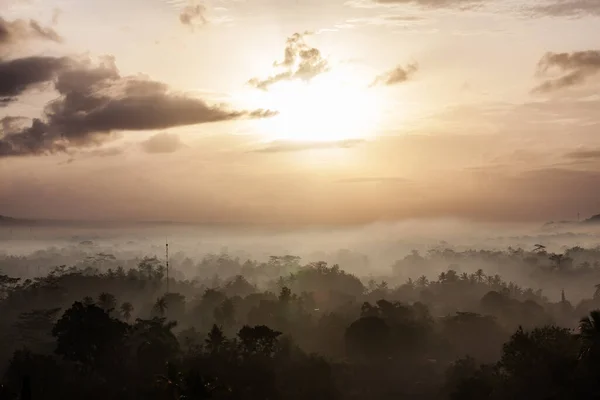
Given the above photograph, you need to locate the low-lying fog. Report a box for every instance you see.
[2,218,600,301]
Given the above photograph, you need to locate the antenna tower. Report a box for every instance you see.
[165,239,169,294]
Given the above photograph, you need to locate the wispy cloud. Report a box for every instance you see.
[336,176,413,183]
[565,149,600,160]
[253,139,364,153]
[140,132,185,154]
[0,16,62,56]
[371,63,418,86]
[532,51,600,93]
[528,0,600,17]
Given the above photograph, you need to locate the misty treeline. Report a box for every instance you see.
[3,245,600,398]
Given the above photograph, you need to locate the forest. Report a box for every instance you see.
[2,242,600,399]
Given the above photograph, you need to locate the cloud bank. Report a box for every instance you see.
[0,55,277,157]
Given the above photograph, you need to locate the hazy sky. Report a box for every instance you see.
[1,0,600,225]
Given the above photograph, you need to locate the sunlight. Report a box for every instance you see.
[241,71,382,143]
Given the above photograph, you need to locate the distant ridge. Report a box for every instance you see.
[542,214,600,229]
[0,214,168,228]
[583,214,600,224]
[0,215,36,226]
[0,214,217,228]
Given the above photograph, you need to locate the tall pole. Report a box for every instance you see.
[165,240,169,294]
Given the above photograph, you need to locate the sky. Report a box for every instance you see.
[1,0,600,226]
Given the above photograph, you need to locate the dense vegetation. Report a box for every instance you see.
[2,243,600,399]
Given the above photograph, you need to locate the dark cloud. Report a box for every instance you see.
[371,63,418,86]
[371,0,483,9]
[253,139,364,153]
[529,0,600,17]
[248,32,329,90]
[0,16,62,52]
[0,56,277,157]
[532,51,600,93]
[140,132,184,154]
[179,2,207,27]
[0,56,71,104]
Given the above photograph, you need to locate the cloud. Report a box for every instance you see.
[248,32,329,90]
[355,0,483,9]
[179,1,207,27]
[58,146,127,164]
[532,51,600,93]
[0,56,71,104]
[0,16,62,54]
[0,116,28,132]
[371,63,418,86]
[529,0,600,17]
[336,176,413,183]
[140,132,184,154]
[253,139,364,153]
[0,56,277,157]
[565,149,600,160]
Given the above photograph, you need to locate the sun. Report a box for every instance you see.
[240,70,382,143]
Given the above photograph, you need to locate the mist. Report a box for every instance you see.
[4,217,600,399]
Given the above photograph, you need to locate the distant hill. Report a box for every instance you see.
[583,214,600,224]
[542,214,600,230]
[0,214,199,228]
[0,215,37,226]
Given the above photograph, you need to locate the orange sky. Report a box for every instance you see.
[1,0,600,224]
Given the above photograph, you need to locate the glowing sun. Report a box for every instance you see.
[242,72,382,143]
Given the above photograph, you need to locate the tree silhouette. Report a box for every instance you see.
[205,324,227,353]
[345,316,390,361]
[579,310,600,357]
[52,302,128,374]
[97,292,117,314]
[120,302,134,322]
[153,296,168,317]
[237,325,282,356]
[474,269,485,283]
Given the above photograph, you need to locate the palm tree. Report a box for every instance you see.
[474,269,485,283]
[579,310,600,357]
[97,292,117,314]
[153,296,168,317]
[120,302,134,322]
